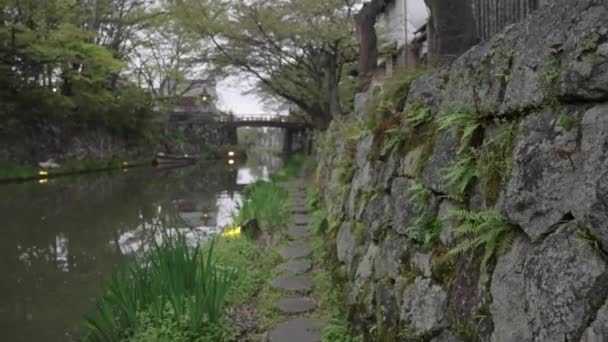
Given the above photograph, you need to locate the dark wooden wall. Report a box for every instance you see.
[471,0,541,42]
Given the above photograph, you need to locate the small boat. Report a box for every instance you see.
[153,153,199,165]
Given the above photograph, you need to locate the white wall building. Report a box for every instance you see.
[374,0,429,74]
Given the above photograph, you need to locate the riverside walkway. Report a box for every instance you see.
[267,179,322,342]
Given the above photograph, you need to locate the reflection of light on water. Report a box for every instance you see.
[216,191,242,228]
[236,168,255,185]
[55,233,69,272]
[38,178,48,184]
[237,167,270,185]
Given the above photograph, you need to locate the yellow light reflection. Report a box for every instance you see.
[38,170,49,176]
[38,178,48,184]
[228,159,235,165]
[227,151,235,157]
[222,226,242,239]
[122,161,129,166]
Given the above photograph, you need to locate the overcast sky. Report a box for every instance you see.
[217,75,264,115]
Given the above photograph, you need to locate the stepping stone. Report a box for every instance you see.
[293,214,309,226]
[279,243,311,259]
[292,206,308,214]
[268,318,322,342]
[271,275,314,293]
[286,226,311,239]
[276,259,312,274]
[275,297,316,314]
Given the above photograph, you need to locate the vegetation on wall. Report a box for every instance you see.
[446,209,515,268]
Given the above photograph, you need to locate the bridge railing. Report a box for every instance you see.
[168,111,309,125]
[217,114,307,124]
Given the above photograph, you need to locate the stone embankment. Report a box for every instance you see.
[315,0,608,340]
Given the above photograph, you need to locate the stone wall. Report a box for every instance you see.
[0,123,156,165]
[315,0,608,340]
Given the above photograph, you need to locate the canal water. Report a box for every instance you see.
[0,150,284,341]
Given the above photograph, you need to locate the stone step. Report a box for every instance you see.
[270,275,314,293]
[268,318,322,342]
[291,207,309,214]
[276,259,312,275]
[279,242,312,259]
[293,214,309,226]
[275,297,316,314]
[286,226,312,240]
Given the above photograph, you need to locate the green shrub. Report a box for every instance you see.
[236,181,290,231]
[83,236,236,342]
[446,210,515,268]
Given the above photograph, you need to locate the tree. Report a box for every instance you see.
[172,0,360,129]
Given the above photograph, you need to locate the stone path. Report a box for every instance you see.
[267,179,322,342]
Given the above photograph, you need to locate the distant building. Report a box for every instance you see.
[375,0,428,73]
[173,80,218,115]
[359,0,551,82]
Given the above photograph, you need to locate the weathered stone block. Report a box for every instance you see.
[400,277,449,337]
[524,226,608,341]
[490,235,533,342]
[390,177,419,234]
[374,232,410,280]
[421,130,458,195]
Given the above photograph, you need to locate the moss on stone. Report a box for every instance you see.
[431,248,457,286]
[353,220,367,245]
[558,113,577,131]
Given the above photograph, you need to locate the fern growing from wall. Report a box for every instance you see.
[442,149,479,199]
[446,209,515,268]
[436,110,481,153]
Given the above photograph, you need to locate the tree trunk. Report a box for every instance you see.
[355,0,385,91]
[325,52,342,118]
[425,0,478,65]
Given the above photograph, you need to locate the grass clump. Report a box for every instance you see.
[446,210,515,268]
[366,68,427,130]
[558,114,577,131]
[0,163,38,180]
[313,256,362,342]
[271,154,305,182]
[236,180,290,232]
[83,236,236,342]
